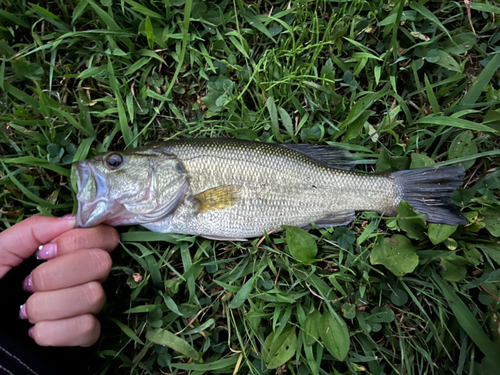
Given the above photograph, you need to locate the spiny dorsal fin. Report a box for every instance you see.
[281,144,355,170]
[195,185,241,214]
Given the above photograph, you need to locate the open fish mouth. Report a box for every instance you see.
[74,161,115,228]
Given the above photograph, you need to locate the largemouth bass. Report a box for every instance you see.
[73,138,466,240]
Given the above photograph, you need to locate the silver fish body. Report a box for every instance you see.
[74,139,465,240]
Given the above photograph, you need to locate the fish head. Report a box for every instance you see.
[73,148,188,228]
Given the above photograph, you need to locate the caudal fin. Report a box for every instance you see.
[391,166,466,225]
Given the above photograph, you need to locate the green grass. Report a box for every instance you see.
[1,0,500,374]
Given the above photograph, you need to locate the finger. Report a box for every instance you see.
[35,225,120,260]
[29,249,112,292]
[31,314,101,347]
[22,281,106,323]
[0,215,76,278]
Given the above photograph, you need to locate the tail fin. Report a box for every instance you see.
[391,166,466,225]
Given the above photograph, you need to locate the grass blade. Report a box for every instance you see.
[71,0,88,24]
[414,116,495,132]
[433,149,500,167]
[469,2,500,14]
[108,59,132,144]
[110,317,145,345]
[432,272,500,368]
[267,97,281,141]
[86,0,120,30]
[459,53,500,107]
[29,3,71,31]
[0,60,5,91]
[228,276,254,309]
[0,162,56,208]
[424,74,440,114]
[4,83,39,111]
[146,328,202,363]
[0,9,30,28]
[409,2,452,42]
[2,157,70,177]
[244,13,276,41]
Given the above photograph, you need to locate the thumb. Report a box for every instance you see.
[0,215,76,279]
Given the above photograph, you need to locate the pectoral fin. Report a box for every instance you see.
[301,210,356,229]
[195,185,241,214]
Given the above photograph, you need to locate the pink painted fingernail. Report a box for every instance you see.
[19,304,28,320]
[59,214,76,220]
[35,243,57,260]
[28,327,34,339]
[22,273,35,293]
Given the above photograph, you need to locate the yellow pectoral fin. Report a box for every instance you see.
[195,185,241,214]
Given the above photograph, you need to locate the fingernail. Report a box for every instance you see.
[28,327,34,340]
[22,273,35,293]
[35,243,57,260]
[59,214,76,220]
[19,304,28,320]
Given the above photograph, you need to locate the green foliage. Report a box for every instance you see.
[263,327,297,369]
[283,225,318,264]
[448,131,478,170]
[397,201,426,240]
[146,328,203,363]
[428,223,458,245]
[1,0,500,374]
[370,235,419,277]
[482,208,500,237]
[320,309,350,361]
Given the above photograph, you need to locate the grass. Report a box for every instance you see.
[1,0,500,374]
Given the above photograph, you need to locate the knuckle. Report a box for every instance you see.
[60,230,83,249]
[32,267,48,291]
[106,226,120,249]
[87,249,113,278]
[24,215,45,227]
[82,282,106,311]
[24,216,38,226]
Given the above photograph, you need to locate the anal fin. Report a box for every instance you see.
[195,185,241,214]
[301,210,356,229]
[201,234,249,242]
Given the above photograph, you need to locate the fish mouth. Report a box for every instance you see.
[74,160,114,228]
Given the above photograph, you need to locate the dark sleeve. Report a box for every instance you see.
[0,258,93,375]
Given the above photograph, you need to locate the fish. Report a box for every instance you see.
[73,138,466,241]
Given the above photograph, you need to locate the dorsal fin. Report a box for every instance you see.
[282,144,355,170]
[194,185,241,214]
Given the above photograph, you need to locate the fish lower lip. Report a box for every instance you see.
[74,162,87,193]
[73,162,87,227]
[74,161,106,227]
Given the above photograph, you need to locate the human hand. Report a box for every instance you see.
[0,215,119,346]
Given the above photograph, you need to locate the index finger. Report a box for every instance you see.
[0,215,76,278]
[47,225,120,257]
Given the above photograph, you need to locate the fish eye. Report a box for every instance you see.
[106,153,124,170]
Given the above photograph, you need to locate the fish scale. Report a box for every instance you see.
[151,139,397,239]
[74,138,466,239]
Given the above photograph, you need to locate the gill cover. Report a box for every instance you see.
[74,148,189,228]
